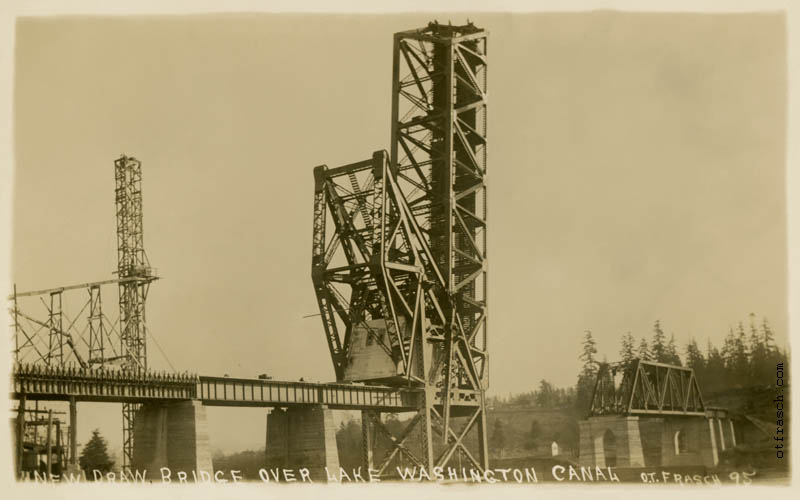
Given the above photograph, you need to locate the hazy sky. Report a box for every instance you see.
[10,12,787,452]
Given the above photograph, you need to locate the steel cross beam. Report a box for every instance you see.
[10,279,132,369]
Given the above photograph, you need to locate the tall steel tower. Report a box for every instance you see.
[114,155,157,471]
[312,22,488,473]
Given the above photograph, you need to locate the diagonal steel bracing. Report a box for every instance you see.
[114,155,158,472]
[590,359,706,416]
[311,22,489,476]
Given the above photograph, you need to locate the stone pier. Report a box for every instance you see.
[131,400,213,478]
[265,405,339,481]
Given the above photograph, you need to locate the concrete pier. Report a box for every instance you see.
[579,415,645,467]
[265,405,339,481]
[579,413,729,468]
[131,400,213,478]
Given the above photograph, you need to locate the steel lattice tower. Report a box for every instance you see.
[114,155,156,472]
[311,22,488,474]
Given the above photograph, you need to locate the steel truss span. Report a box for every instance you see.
[311,22,489,475]
[590,359,706,417]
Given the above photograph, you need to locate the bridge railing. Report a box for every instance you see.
[12,363,197,401]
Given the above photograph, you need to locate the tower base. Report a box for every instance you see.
[131,400,213,479]
[265,405,339,482]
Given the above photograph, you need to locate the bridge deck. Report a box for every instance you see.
[197,376,421,410]
[11,365,422,411]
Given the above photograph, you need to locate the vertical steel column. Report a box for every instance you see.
[88,285,104,365]
[45,409,52,477]
[421,390,435,469]
[69,397,77,466]
[389,22,489,473]
[48,291,63,366]
[115,155,152,372]
[33,401,38,449]
[115,154,156,472]
[476,398,489,470]
[13,284,19,361]
[361,410,374,470]
[55,420,62,471]
[309,22,489,476]
[15,396,26,478]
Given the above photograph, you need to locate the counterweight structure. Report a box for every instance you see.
[114,155,157,471]
[312,22,489,474]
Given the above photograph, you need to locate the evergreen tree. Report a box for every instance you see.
[619,332,636,364]
[733,322,750,385]
[761,317,775,352]
[336,418,364,470]
[685,338,705,374]
[704,340,726,394]
[761,317,786,383]
[79,429,115,480]
[748,313,768,383]
[638,338,652,361]
[524,420,542,450]
[492,419,507,458]
[576,331,599,413]
[579,330,597,368]
[651,320,667,362]
[665,334,682,365]
[721,327,736,369]
[536,379,555,408]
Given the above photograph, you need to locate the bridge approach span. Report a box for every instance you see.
[11,364,422,411]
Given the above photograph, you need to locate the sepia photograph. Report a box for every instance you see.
[1,0,796,495]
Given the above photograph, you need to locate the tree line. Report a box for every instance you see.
[486,313,787,415]
[487,379,576,409]
[576,314,787,410]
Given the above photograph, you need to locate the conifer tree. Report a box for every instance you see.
[651,320,667,363]
[705,339,726,394]
[580,330,597,369]
[761,317,775,352]
[733,322,749,384]
[722,327,736,369]
[638,338,652,361]
[665,333,682,365]
[79,429,115,479]
[748,313,768,382]
[619,332,636,364]
[685,338,705,379]
[492,419,507,458]
[576,331,599,413]
[525,420,542,450]
[537,379,556,408]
